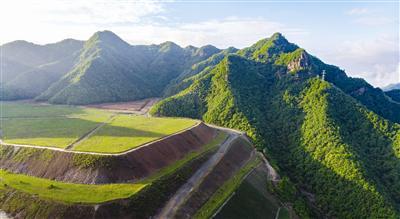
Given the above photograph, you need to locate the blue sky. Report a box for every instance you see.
[0,0,398,87]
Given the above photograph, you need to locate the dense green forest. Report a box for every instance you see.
[151,33,400,218]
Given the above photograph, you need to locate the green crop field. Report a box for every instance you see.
[0,102,82,118]
[0,102,114,148]
[0,102,197,152]
[72,114,197,153]
[0,170,146,204]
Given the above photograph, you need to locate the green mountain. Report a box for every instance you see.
[1,31,222,104]
[36,31,156,104]
[151,33,400,218]
[161,33,400,123]
[0,39,84,99]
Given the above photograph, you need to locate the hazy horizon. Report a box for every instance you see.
[0,0,398,87]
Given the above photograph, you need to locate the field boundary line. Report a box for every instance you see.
[0,121,203,156]
[65,114,117,150]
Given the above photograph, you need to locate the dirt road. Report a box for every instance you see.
[155,129,241,219]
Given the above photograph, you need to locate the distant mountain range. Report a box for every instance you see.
[1,31,231,104]
[383,83,400,91]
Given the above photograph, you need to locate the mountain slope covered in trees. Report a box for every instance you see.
[151,33,400,218]
[1,31,222,104]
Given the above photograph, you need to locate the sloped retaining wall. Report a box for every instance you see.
[0,123,217,184]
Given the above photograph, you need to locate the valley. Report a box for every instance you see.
[0,30,399,218]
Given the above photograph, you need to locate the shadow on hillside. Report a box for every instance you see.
[326,92,400,206]
[231,76,398,217]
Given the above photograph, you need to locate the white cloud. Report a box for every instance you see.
[318,35,399,87]
[346,7,395,26]
[0,0,165,43]
[347,8,370,15]
[113,17,307,48]
[354,16,394,26]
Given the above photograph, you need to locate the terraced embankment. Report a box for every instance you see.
[0,123,216,184]
[0,121,278,219]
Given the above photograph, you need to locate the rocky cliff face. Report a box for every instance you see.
[287,50,310,72]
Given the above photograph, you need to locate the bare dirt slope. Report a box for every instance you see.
[85,98,160,114]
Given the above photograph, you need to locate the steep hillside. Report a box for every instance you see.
[36,31,155,104]
[163,47,238,97]
[35,31,221,104]
[151,33,400,218]
[162,33,400,123]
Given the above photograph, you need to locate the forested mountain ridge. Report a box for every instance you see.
[1,31,222,104]
[160,32,400,123]
[151,33,400,218]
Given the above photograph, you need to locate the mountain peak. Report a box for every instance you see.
[91,30,126,44]
[270,32,285,39]
[85,30,130,52]
[159,41,182,52]
[269,32,290,46]
[240,32,297,61]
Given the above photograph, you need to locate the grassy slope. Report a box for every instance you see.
[73,115,197,153]
[214,180,278,219]
[0,131,228,205]
[194,156,262,219]
[0,170,145,204]
[142,131,227,183]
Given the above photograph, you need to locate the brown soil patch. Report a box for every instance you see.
[0,123,217,184]
[85,98,160,113]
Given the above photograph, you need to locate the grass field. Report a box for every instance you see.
[72,114,197,153]
[0,102,114,148]
[0,102,197,152]
[0,102,81,118]
[0,170,146,204]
